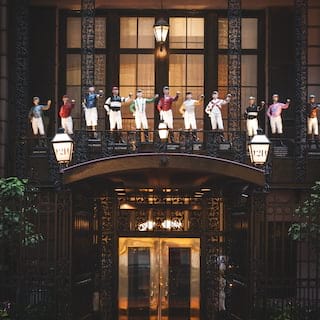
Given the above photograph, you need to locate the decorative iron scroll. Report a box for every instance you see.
[295,0,308,182]
[249,191,267,318]
[81,0,95,128]
[98,196,115,319]
[15,0,30,177]
[55,190,72,319]
[228,0,243,161]
[204,197,225,318]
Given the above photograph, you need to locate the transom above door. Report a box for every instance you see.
[118,237,200,320]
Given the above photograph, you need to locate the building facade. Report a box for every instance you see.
[0,0,320,319]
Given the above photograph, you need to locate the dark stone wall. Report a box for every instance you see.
[30,6,56,137]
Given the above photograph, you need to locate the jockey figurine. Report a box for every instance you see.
[205,91,231,130]
[179,91,204,141]
[306,94,320,148]
[157,86,180,143]
[266,93,290,145]
[59,95,75,135]
[244,96,265,137]
[104,86,132,143]
[28,96,51,138]
[82,86,103,136]
[130,89,159,142]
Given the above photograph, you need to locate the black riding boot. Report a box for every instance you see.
[307,134,313,149]
[118,131,125,144]
[315,135,320,149]
[169,130,175,143]
[192,130,198,142]
[144,130,149,142]
[135,129,141,143]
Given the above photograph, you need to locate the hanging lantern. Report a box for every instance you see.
[248,130,271,165]
[153,17,169,44]
[51,128,74,165]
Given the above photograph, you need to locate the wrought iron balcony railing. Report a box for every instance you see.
[22,129,298,168]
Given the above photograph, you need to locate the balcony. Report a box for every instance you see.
[23,129,302,167]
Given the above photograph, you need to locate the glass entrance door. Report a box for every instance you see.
[119,238,200,320]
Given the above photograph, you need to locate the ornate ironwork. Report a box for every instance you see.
[14,0,30,177]
[295,0,308,182]
[204,197,225,317]
[54,190,72,319]
[98,196,115,319]
[228,0,243,162]
[81,0,95,128]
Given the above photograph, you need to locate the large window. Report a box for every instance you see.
[218,17,259,131]
[62,13,263,134]
[119,17,156,131]
[169,17,205,131]
[65,17,107,130]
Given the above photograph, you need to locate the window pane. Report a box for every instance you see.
[308,9,320,26]
[137,54,155,86]
[66,86,81,117]
[187,55,204,86]
[169,18,186,49]
[95,17,106,48]
[169,54,186,86]
[120,17,137,48]
[66,54,81,85]
[187,18,204,49]
[308,86,320,98]
[67,17,81,48]
[218,55,228,87]
[308,66,320,84]
[241,18,258,49]
[120,55,137,86]
[138,17,155,48]
[218,18,228,49]
[308,47,320,65]
[95,55,106,86]
[241,55,257,86]
[308,27,320,46]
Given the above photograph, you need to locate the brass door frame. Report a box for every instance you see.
[118,237,200,320]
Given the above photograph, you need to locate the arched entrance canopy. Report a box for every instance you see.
[62,153,265,188]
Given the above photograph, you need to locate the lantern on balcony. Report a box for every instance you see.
[153,18,169,44]
[158,120,169,140]
[51,128,74,165]
[248,130,271,165]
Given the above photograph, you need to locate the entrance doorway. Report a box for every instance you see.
[118,237,200,320]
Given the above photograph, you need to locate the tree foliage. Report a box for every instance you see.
[288,181,320,248]
[0,177,43,247]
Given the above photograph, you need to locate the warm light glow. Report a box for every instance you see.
[138,220,155,231]
[161,219,183,230]
[120,202,136,210]
[248,131,271,165]
[51,129,74,164]
[153,18,169,43]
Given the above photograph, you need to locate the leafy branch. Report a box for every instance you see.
[0,177,43,247]
[288,181,320,249]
